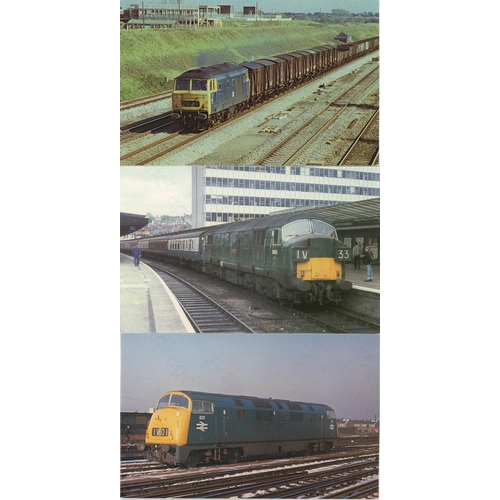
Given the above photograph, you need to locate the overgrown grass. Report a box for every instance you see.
[120,22,379,101]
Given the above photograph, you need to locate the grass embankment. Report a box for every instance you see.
[120,23,379,101]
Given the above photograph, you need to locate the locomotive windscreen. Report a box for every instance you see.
[175,79,190,90]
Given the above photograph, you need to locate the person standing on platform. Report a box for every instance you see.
[353,242,362,270]
[362,246,375,282]
[132,244,142,266]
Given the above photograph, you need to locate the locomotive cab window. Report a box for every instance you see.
[192,79,207,91]
[282,219,311,240]
[192,400,214,413]
[312,220,336,238]
[157,395,171,408]
[272,229,281,245]
[169,394,189,409]
[175,79,190,90]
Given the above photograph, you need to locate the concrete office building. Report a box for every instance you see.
[192,166,380,227]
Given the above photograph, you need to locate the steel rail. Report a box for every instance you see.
[252,67,379,166]
[337,108,380,165]
[148,264,258,333]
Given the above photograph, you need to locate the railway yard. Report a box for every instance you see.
[142,258,380,334]
[120,444,379,498]
[120,52,379,167]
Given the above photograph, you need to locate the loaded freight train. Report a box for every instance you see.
[120,213,352,306]
[143,390,338,467]
[171,36,379,129]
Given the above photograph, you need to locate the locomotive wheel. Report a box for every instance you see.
[185,451,199,468]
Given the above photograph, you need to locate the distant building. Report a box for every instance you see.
[335,32,351,43]
[121,4,221,29]
[219,4,234,15]
[338,418,379,434]
[191,166,380,228]
[352,419,379,434]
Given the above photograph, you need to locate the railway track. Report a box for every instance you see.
[120,113,176,144]
[142,259,379,333]
[120,91,172,112]
[119,53,379,166]
[149,264,259,333]
[338,109,379,166]
[253,67,379,166]
[120,130,191,164]
[120,451,379,498]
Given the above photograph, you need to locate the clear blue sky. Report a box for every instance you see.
[121,333,380,420]
[120,1,379,14]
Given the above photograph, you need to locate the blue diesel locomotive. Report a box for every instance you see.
[171,36,379,129]
[171,63,250,129]
[144,390,338,466]
[120,213,352,305]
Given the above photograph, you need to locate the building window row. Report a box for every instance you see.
[205,178,380,192]
[206,212,268,223]
[205,166,379,180]
[206,189,379,207]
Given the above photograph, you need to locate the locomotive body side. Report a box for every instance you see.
[145,390,338,467]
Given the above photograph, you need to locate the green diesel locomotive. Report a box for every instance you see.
[120,213,352,305]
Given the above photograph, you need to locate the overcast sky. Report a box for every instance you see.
[120,1,379,14]
[121,166,192,216]
[121,333,380,420]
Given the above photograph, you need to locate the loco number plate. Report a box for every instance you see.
[152,428,168,436]
[334,248,351,261]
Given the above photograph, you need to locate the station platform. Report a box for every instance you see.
[347,266,380,291]
[120,254,195,333]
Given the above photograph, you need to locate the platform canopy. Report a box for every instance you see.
[270,197,380,229]
[120,212,149,237]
